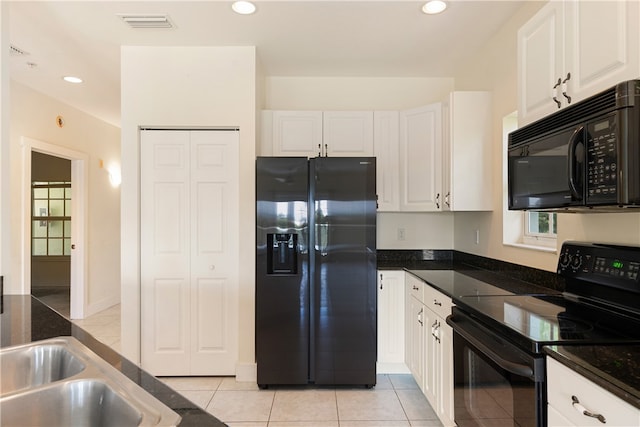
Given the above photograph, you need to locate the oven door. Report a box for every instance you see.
[447,309,546,427]
[508,125,585,210]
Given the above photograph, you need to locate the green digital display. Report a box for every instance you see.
[612,260,624,269]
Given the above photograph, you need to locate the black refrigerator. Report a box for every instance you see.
[255,156,377,388]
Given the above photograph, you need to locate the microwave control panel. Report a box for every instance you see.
[586,114,618,203]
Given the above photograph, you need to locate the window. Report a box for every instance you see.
[523,212,557,247]
[32,181,72,256]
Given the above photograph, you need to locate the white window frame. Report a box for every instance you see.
[522,211,557,248]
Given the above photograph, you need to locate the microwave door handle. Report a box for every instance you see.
[568,126,584,201]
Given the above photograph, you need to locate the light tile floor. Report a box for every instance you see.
[159,374,443,427]
[34,291,442,427]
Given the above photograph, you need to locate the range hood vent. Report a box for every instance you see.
[9,44,29,56]
[118,14,174,29]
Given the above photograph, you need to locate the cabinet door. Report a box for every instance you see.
[374,111,400,211]
[565,0,640,104]
[517,1,565,125]
[399,104,442,211]
[442,92,492,211]
[323,111,374,156]
[407,297,426,390]
[438,321,455,427]
[272,111,323,157]
[377,270,408,373]
[423,308,438,408]
[547,357,640,427]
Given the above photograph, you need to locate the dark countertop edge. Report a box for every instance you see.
[0,295,227,427]
[545,345,640,409]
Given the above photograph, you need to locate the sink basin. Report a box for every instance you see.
[0,337,181,426]
[0,343,85,394]
[1,379,143,427]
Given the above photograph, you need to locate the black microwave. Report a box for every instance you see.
[508,80,640,211]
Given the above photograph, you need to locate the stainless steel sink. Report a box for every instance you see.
[0,342,86,393]
[1,379,143,427]
[0,337,181,426]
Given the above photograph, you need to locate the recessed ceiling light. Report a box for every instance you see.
[63,76,83,84]
[422,0,447,15]
[232,1,256,15]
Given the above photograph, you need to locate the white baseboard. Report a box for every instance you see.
[84,295,120,318]
[236,362,257,382]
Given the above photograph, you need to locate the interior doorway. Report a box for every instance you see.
[22,137,88,319]
[30,151,72,316]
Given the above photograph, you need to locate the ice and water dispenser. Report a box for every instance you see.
[266,233,298,274]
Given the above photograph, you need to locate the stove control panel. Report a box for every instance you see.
[558,242,640,285]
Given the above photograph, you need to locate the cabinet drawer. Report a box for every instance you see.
[405,273,424,304]
[423,283,453,319]
[547,357,640,427]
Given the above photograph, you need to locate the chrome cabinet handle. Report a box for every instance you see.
[562,72,572,104]
[444,191,450,207]
[379,273,383,290]
[552,77,562,108]
[412,285,419,291]
[433,299,442,307]
[436,193,440,209]
[417,308,423,326]
[571,395,606,424]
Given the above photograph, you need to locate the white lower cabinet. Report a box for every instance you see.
[377,270,409,373]
[547,357,640,427]
[405,273,455,427]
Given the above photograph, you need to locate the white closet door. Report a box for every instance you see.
[141,130,191,374]
[189,130,239,375]
[141,129,239,376]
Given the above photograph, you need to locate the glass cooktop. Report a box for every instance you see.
[455,294,640,353]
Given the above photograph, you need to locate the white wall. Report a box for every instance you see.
[264,76,456,250]
[453,1,640,272]
[7,82,121,310]
[120,46,257,376]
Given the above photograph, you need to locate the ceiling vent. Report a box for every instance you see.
[9,44,29,56]
[118,14,174,29]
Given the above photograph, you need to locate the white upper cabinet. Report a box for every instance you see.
[374,111,400,211]
[271,110,323,157]
[518,0,639,125]
[441,92,493,211]
[265,110,374,157]
[399,103,442,212]
[322,111,374,156]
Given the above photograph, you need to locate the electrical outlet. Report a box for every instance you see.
[398,228,406,241]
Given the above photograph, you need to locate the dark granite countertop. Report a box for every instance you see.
[405,267,560,298]
[545,345,640,409]
[0,295,226,427]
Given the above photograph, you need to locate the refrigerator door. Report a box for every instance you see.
[256,157,309,386]
[310,157,377,386]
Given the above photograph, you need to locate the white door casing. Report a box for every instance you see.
[20,137,88,319]
[140,129,239,376]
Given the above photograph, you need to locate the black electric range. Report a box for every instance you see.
[445,242,640,427]
[452,242,640,355]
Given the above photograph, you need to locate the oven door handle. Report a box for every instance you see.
[447,314,534,379]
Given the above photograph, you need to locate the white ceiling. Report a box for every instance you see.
[8,1,526,127]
